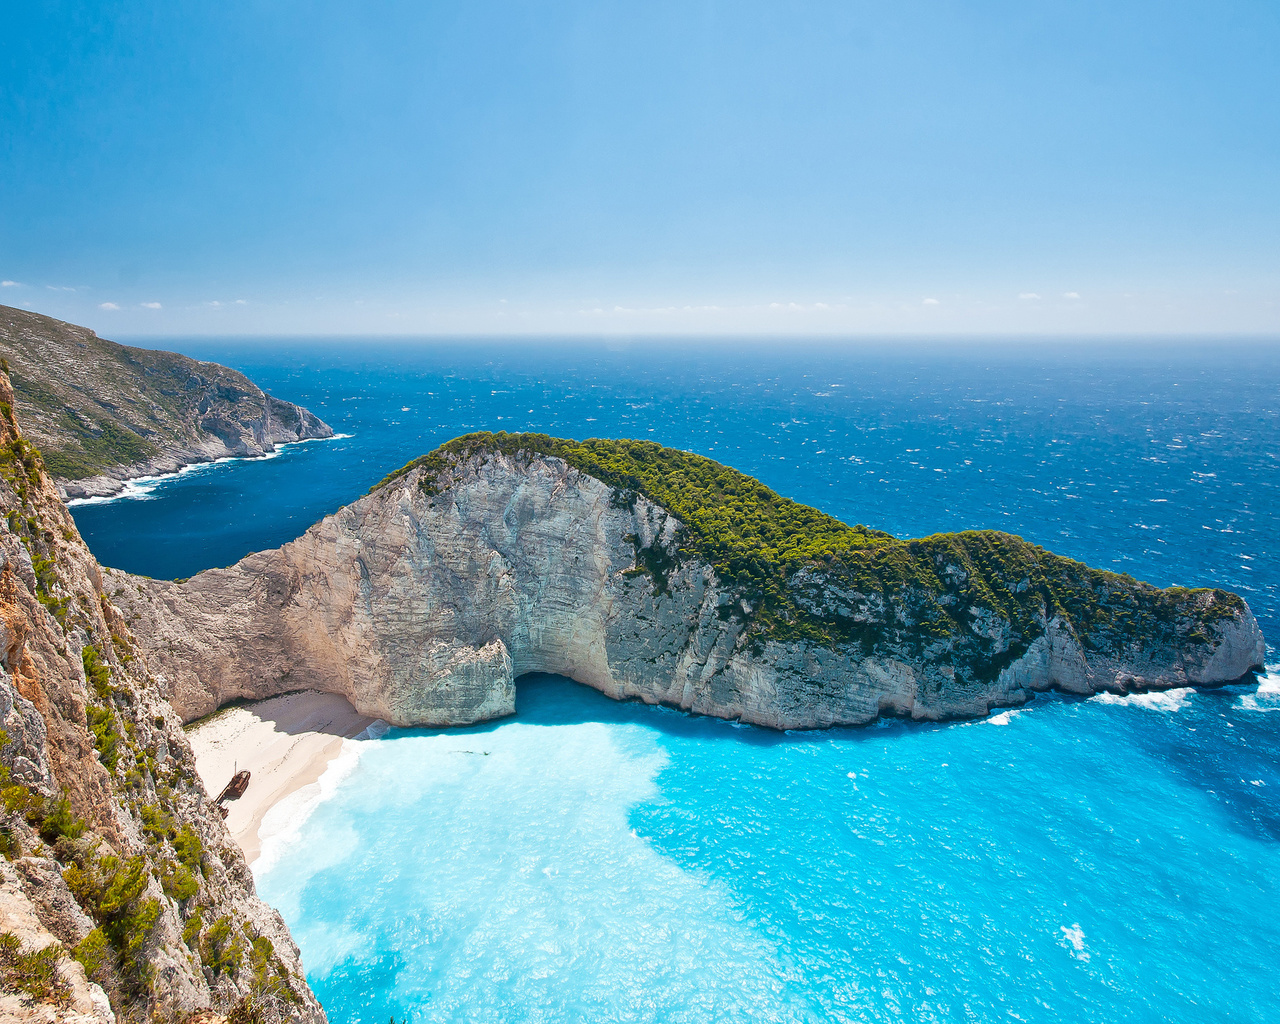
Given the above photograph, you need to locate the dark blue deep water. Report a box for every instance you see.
[72,339,1279,1023]
[73,340,1280,644]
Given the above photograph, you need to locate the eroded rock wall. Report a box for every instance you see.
[0,371,325,1023]
[115,451,1267,732]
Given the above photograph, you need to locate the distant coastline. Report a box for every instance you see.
[1,306,340,503]
[66,433,353,507]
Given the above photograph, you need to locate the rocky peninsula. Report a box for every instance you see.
[0,306,333,502]
[116,433,1266,731]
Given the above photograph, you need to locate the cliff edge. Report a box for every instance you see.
[0,371,324,1021]
[115,433,1266,730]
[0,306,333,501]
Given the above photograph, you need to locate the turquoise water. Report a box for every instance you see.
[258,675,1280,1024]
[68,340,1280,1022]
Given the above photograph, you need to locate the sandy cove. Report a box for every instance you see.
[184,690,376,864]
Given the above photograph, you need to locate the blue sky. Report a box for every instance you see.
[2,0,1278,336]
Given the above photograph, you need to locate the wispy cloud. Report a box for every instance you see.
[767,301,844,312]
[98,302,121,310]
[579,304,725,316]
[234,299,247,305]
[1063,291,1080,299]
[577,299,850,318]
[922,297,939,306]
[46,284,76,292]
[1018,292,1041,300]
[140,301,162,309]
[0,281,19,288]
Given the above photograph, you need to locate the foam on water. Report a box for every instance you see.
[1238,666,1280,713]
[65,434,353,507]
[1089,687,1193,711]
[66,457,242,506]
[255,727,381,877]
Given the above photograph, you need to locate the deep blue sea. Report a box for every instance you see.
[72,339,1279,1023]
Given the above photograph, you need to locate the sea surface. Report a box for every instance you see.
[72,339,1279,1023]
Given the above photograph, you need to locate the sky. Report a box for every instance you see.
[2,0,1278,337]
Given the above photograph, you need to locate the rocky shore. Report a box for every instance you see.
[0,305,333,502]
[55,405,334,504]
[0,369,326,1022]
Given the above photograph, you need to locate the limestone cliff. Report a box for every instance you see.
[113,435,1266,731]
[0,371,325,1022]
[0,305,333,501]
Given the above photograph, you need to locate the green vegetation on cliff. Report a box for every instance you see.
[374,430,894,560]
[0,366,317,1022]
[0,932,69,1005]
[0,305,331,484]
[375,433,1246,673]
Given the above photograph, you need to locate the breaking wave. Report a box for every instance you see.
[254,719,387,879]
[66,433,353,507]
[1090,687,1192,711]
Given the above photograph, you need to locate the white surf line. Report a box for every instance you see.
[1090,687,1193,711]
[253,718,389,878]
[66,433,353,507]
[1237,664,1280,713]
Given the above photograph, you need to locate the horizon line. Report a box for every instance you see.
[107,330,1280,344]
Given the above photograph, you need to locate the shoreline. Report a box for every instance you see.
[185,690,377,864]
[64,433,353,507]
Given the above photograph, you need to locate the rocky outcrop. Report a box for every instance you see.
[113,446,1266,731]
[0,371,325,1022]
[0,858,114,1023]
[0,305,333,501]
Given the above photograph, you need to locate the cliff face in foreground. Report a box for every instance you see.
[0,373,324,1021]
[115,434,1266,730]
[0,306,333,501]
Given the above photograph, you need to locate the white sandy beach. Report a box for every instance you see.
[185,690,375,864]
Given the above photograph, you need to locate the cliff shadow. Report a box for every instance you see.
[190,688,377,741]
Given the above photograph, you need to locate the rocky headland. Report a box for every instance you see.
[0,367,324,1021]
[0,306,333,502]
[115,433,1266,731]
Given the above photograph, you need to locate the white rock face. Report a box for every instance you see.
[113,452,1268,730]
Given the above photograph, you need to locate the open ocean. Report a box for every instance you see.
[72,340,1279,1023]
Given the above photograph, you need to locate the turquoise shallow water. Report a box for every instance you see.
[68,340,1280,1022]
[258,675,1280,1024]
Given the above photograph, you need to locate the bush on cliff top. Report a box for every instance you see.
[372,432,893,565]
[372,432,1245,660]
